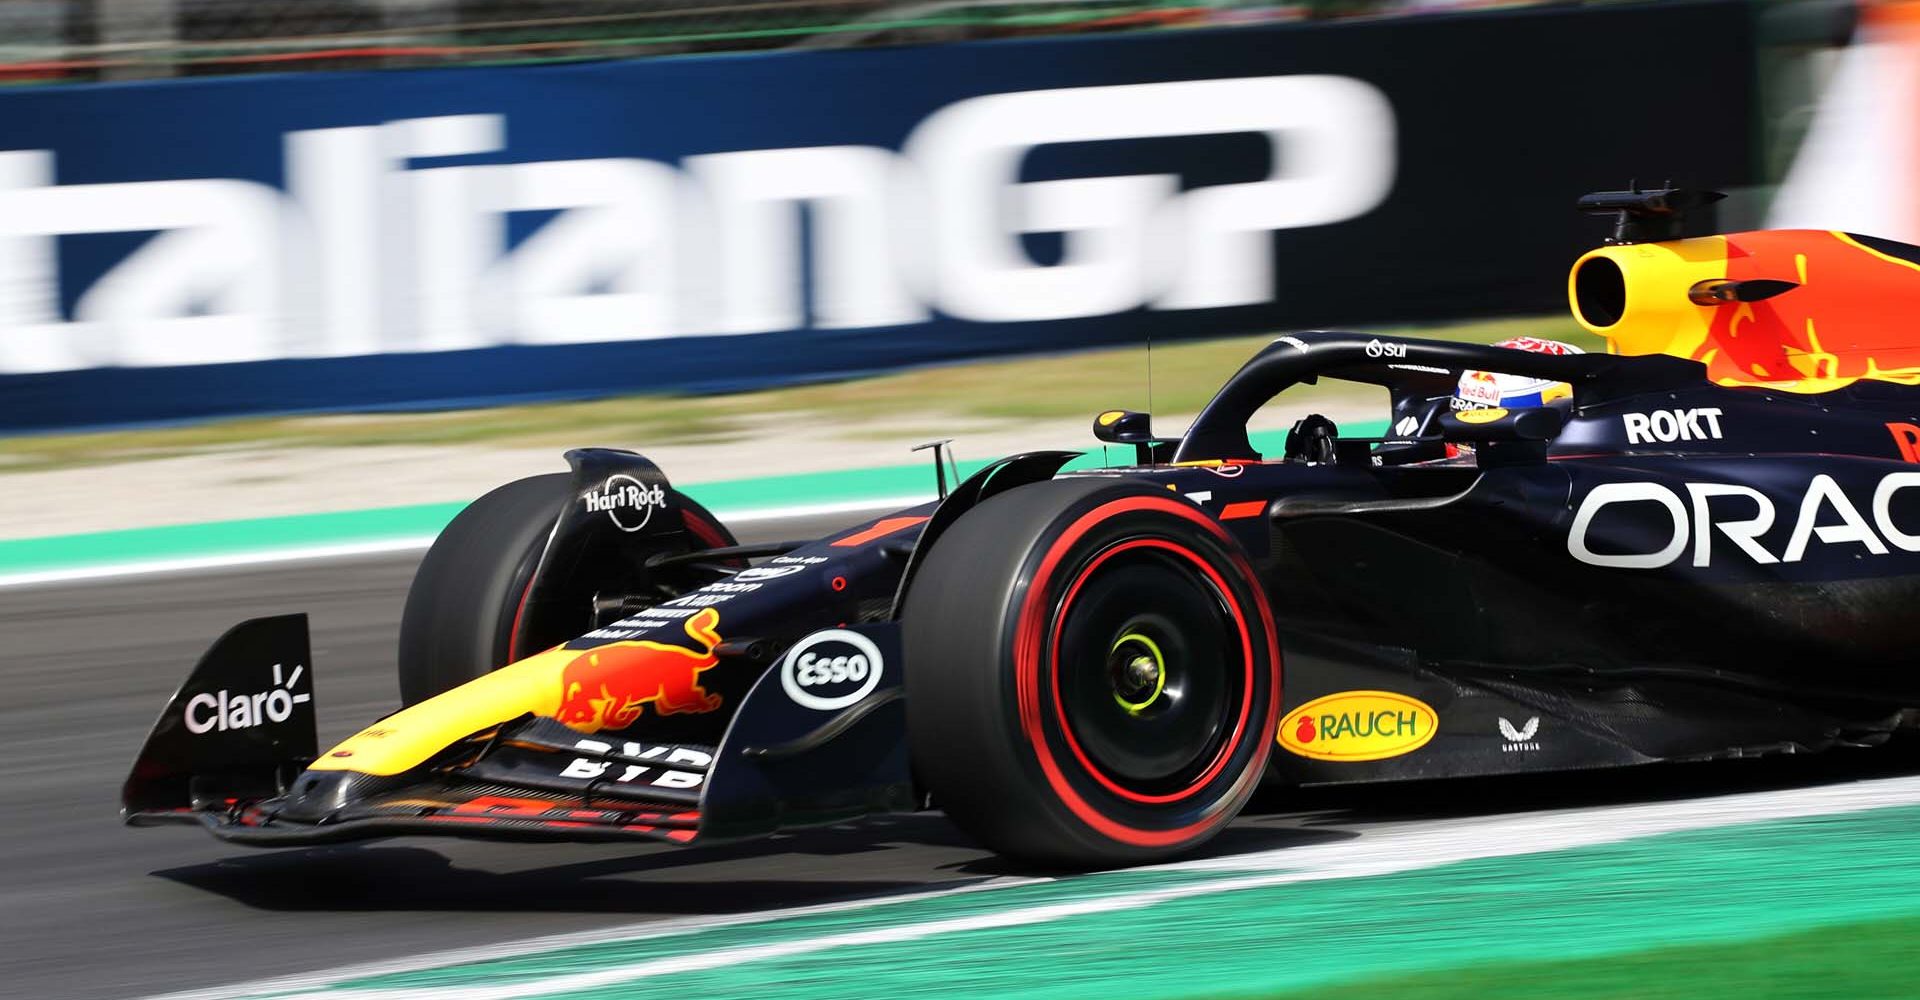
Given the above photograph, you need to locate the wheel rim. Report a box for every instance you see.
[1054,543,1244,797]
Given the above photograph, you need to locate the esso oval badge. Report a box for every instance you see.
[780,629,884,711]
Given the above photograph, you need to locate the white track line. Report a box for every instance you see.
[0,494,929,590]
[149,774,1920,1000]
[0,537,444,591]
[144,876,1060,1000]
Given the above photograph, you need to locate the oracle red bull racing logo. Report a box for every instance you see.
[555,607,724,733]
[1565,473,1920,569]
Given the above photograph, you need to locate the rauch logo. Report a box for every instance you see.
[1278,690,1437,762]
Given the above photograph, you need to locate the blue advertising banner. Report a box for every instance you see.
[0,1,1756,431]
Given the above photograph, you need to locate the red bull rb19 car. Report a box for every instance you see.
[123,190,1920,866]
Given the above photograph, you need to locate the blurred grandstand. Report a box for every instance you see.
[3,0,1613,80]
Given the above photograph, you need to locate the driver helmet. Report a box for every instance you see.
[1452,336,1583,411]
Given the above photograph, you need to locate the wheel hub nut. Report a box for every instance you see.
[1126,654,1159,691]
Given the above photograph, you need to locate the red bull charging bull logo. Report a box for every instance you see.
[554,607,724,733]
[1573,229,1920,393]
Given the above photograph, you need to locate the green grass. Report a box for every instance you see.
[1263,913,1920,1000]
[0,314,1595,474]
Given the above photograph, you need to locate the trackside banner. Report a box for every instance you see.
[0,1,1756,430]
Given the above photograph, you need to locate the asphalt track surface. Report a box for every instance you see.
[7,509,1920,1000]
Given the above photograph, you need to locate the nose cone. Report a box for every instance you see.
[272,769,404,823]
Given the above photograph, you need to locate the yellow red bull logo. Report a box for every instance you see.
[1278,690,1437,762]
[555,607,725,733]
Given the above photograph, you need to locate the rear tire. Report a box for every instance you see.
[397,473,734,705]
[902,478,1280,867]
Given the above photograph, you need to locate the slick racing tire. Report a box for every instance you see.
[397,473,736,705]
[903,478,1281,867]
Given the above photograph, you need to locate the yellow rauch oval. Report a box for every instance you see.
[1278,690,1438,762]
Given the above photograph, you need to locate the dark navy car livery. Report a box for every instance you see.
[122,190,1920,866]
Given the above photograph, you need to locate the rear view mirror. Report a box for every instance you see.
[1093,409,1154,444]
[1092,410,1173,465]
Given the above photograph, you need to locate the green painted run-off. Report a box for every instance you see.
[0,425,1355,576]
[252,803,1920,1000]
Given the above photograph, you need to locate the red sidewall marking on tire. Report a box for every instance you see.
[1013,494,1281,848]
[1048,538,1253,805]
[682,508,729,548]
[506,562,539,663]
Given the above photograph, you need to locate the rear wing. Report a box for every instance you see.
[122,615,316,823]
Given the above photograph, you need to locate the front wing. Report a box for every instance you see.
[124,619,915,848]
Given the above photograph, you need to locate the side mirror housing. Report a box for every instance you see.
[1093,409,1154,444]
[1092,410,1174,465]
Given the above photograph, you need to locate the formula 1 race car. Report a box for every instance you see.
[124,190,1920,866]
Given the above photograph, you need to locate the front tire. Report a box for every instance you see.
[397,473,735,705]
[902,478,1280,867]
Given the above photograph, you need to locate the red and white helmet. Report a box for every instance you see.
[1453,337,1583,411]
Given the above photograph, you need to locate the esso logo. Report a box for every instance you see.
[779,630,884,711]
[800,650,869,685]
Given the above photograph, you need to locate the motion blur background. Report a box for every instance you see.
[10,5,1920,1000]
[0,0,1901,545]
